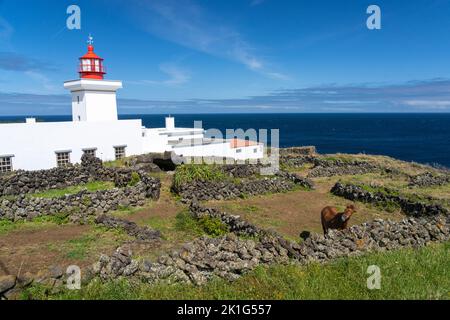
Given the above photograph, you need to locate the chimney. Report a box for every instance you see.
[165,116,175,130]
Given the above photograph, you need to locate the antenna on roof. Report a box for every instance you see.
[87,34,94,45]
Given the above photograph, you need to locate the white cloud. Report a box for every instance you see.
[403,100,450,109]
[129,63,190,86]
[24,71,57,92]
[129,0,287,80]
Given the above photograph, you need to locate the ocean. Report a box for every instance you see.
[1,113,449,168]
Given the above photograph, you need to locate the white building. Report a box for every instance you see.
[0,37,264,172]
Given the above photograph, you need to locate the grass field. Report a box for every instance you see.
[30,181,115,198]
[22,242,449,300]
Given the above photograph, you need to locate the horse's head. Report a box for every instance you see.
[342,204,357,220]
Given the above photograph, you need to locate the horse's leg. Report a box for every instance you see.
[322,222,328,235]
[321,214,327,235]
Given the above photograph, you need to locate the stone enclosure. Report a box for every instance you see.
[172,164,314,202]
[331,182,449,217]
[0,154,161,222]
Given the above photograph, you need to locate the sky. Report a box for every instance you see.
[1,0,450,115]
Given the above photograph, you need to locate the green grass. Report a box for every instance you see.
[128,172,141,187]
[45,227,130,261]
[103,158,128,168]
[21,242,450,300]
[64,233,99,260]
[174,210,229,237]
[30,181,115,198]
[0,213,70,235]
[110,202,152,218]
[173,164,228,189]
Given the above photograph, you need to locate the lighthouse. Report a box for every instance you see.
[64,35,122,122]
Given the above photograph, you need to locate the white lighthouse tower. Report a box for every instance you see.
[64,35,122,122]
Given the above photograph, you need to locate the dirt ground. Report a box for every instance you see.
[207,179,404,240]
[0,224,91,276]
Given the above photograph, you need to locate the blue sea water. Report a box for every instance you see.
[1,113,449,168]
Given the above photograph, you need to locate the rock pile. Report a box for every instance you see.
[95,214,161,241]
[408,172,450,188]
[330,182,449,217]
[128,153,164,172]
[220,164,262,178]
[94,233,292,285]
[307,158,380,178]
[275,171,315,189]
[0,265,68,300]
[279,146,316,156]
[280,155,316,168]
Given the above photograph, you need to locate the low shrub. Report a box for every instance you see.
[173,164,228,189]
[198,216,229,237]
[175,210,229,237]
[128,172,141,187]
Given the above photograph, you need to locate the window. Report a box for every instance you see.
[56,151,71,167]
[236,148,242,153]
[83,148,97,157]
[82,59,91,72]
[114,146,126,160]
[0,156,13,173]
[253,148,258,153]
[77,96,80,104]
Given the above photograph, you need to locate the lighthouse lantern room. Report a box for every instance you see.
[64,35,122,122]
[79,35,106,79]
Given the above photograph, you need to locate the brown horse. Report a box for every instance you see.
[321,204,356,234]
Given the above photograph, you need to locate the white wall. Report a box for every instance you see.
[142,128,205,153]
[0,119,143,170]
[172,140,264,160]
[71,91,118,122]
[232,144,264,160]
[142,129,170,153]
[64,79,122,122]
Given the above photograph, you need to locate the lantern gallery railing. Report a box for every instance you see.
[78,64,106,73]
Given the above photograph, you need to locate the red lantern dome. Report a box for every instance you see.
[78,35,106,80]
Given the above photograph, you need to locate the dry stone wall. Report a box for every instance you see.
[307,159,380,178]
[408,172,450,188]
[173,166,314,202]
[0,154,133,196]
[95,214,161,241]
[91,212,449,286]
[0,178,160,223]
[0,155,161,222]
[330,182,449,217]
